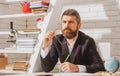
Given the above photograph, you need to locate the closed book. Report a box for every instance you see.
[13,61,28,71]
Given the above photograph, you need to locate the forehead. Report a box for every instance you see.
[62,15,77,21]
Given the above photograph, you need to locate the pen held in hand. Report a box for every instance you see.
[64,54,70,62]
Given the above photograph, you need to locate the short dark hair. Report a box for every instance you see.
[61,9,81,24]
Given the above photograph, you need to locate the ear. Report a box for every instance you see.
[78,22,81,29]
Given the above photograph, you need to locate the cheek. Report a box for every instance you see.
[70,26,76,30]
[62,25,66,30]
[61,27,64,32]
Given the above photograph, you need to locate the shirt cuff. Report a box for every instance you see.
[40,46,50,58]
[77,65,86,72]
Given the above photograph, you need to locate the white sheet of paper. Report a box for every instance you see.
[53,73,97,76]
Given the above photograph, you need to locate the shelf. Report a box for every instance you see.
[18,29,41,34]
[0,70,26,75]
[18,31,40,34]
[0,30,40,35]
[6,0,27,2]
[0,13,46,19]
[0,31,10,35]
[0,0,29,3]
[0,49,33,54]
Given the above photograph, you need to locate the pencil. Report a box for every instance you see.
[59,54,70,72]
[64,54,70,62]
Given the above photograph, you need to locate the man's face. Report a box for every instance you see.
[61,15,80,39]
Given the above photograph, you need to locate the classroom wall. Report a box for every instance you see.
[61,0,120,61]
[0,0,120,65]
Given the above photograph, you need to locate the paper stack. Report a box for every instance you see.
[16,37,37,50]
[30,1,49,14]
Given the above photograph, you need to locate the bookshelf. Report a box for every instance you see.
[0,0,63,73]
[0,0,44,53]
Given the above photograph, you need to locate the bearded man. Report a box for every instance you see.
[40,9,105,73]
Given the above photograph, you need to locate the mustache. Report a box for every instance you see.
[63,27,72,32]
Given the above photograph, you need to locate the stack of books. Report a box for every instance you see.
[16,37,37,50]
[30,1,49,14]
[18,28,41,34]
[13,61,28,71]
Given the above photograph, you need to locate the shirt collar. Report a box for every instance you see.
[67,34,78,54]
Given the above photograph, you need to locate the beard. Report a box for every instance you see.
[62,27,78,39]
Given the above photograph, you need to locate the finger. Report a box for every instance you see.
[63,67,68,72]
[62,65,71,73]
[48,32,55,39]
[60,63,70,72]
[62,62,73,72]
[46,31,54,36]
[60,63,65,70]
[45,31,54,39]
[60,63,65,67]
[60,63,65,71]
[61,65,68,72]
[49,31,55,36]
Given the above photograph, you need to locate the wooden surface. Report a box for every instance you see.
[0,57,8,69]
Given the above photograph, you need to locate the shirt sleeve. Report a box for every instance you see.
[78,65,87,72]
[40,46,50,58]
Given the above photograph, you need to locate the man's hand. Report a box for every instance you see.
[42,31,55,50]
[60,62,79,72]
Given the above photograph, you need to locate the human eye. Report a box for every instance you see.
[62,21,66,24]
[69,21,74,24]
